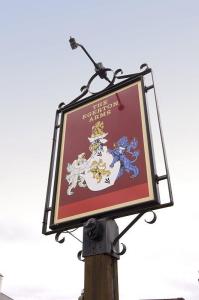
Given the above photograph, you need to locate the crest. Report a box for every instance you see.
[66,121,139,195]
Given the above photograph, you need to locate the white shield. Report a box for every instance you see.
[83,149,120,191]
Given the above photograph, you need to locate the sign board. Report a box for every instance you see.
[49,76,159,230]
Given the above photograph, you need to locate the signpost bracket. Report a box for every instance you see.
[63,63,152,107]
[55,229,83,244]
[112,211,157,256]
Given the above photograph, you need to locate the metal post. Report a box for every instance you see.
[82,218,120,300]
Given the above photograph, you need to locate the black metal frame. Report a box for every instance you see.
[42,63,173,239]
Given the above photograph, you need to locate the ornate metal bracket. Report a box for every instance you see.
[69,36,109,80]
[112,211,157,256]
[64,37,152,106]
[55,229,82,244]
[59,63,151,108]
[75,212,157,261]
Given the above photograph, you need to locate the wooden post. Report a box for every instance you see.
[82,219,120,300]
[84,254,119,300]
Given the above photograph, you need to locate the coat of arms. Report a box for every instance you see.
[66,121,139,195]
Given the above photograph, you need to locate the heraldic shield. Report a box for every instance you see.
[83,148,121,191]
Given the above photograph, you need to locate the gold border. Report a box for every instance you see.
[54,80,154,224]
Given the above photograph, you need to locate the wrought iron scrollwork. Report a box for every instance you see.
[144,211,157,224]
[55,231,66,244]
[112,242,127,256]
[115,63,151,81]
[58,102,65,108]
[64,60,152,107]
[55,229,82,244]
[112,211,157,256]
[70,68,123,105]
[56,40,153,111]
[77,250,85,262]
[140,63,149,71]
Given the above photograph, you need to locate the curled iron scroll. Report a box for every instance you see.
[58,64,152,109]
[55,231,65,244]
[111,210,157,257]
[81,68,123,94]
[55,229,82,244]
[144,211,157,224]
[112,242,127,256]
[69,68,123,105]
[77,250,85,262]
[58,102,65,108]
[140,63,150,71]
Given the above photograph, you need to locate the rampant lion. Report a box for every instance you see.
[109,136,139,178]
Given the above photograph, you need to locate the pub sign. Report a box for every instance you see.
[49,77,159,230]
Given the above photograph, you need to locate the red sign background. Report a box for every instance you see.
[54,81,154,224]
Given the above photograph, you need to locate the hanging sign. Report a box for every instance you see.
[49,77,159,230]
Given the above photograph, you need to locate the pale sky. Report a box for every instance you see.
[0,1,199,300]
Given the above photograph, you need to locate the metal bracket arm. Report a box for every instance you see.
[112,211,157,256]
